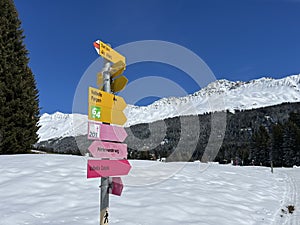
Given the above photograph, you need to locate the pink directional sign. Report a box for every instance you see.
[109,177,123,196]
[87,159,131,178]
[88,121,127,142]
[88,141,127,159]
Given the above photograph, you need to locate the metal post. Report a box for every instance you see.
[271,161,274,173]
[100,59,111,225]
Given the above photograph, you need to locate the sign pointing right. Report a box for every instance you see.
[88,121,128,142]
[89,87,127,111]
[87,159,131,178]
[88,87,127,125]
[111,76,128,93]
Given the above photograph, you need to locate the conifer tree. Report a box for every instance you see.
[282,115,300,166]
[0,0,40,154]
[271,123,284,167]
[251,126,271,166]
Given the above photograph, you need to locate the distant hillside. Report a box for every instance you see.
[37,74,300,142]
[35,102,300,167]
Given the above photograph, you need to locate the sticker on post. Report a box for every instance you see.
[88,122,101,139]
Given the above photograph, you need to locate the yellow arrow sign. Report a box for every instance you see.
[97,72,103,89]
[110,60,126,79]
[94,40,126,64]
[88,87,127,111]
[111,76,128,93]
[88,104,127,125]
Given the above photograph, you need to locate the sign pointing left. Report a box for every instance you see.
[88,141,127,159]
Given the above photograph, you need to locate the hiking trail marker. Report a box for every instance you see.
[111,76,128,93]
[109,177,123,196]
[88,87,127,125]
[87,159,131,178]
[93,40,125,64]
[88,141,127,159]
[88,121,127,142]
[88,39,130,225]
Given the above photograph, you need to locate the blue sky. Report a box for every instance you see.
[14,0,300,114]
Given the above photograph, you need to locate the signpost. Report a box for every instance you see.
[96,61,126,90]
[87,159,131,178]
[88,104,127,125]
[111,76,128,93]
[109,177,123,196]
[88,39,130,225]
[97,72,103,89]
[93,40,125,64]
[88,87,127,125]
[110,60,126,78]
[88,122,127,142]
[88,141,127,159]
[88,87,127,111]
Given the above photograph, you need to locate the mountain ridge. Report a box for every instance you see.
[38,74,300,142]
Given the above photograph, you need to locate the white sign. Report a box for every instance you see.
[88,121,101,139]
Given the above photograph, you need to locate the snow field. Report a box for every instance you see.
[1,154,299,224]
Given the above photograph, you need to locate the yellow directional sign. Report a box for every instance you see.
[88,104,127,125]
[88,86,127,124]
[97,72,103,89]
[97,41,125,64]
[111,76,128,93]
[88,87,127,111]
[110,60,126,78]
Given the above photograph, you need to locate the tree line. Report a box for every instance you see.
[127,102,300,167]
[35,102,300,168]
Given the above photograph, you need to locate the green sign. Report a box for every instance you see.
[91,105,101,119]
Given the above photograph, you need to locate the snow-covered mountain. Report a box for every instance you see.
[38,112,87,142]
[38,74,300,142]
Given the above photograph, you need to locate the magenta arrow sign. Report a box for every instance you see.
[88,141,127,159]
[109,177,123,196]
[87,159,131,178]
[88,121,127,142]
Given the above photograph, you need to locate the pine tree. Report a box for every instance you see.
[288,114,300,166]
[0,0,40,154]
[282,121,297,167]
[271,123,284,167]
[289,112,300,127]
[251,126,271,166]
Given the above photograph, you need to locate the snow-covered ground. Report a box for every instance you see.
[0,154,299,225]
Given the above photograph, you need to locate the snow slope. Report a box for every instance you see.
[38,74,300,141]
[0,154,299,225]
[38,112,87,141]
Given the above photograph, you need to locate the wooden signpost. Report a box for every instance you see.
[88,39,130,225]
